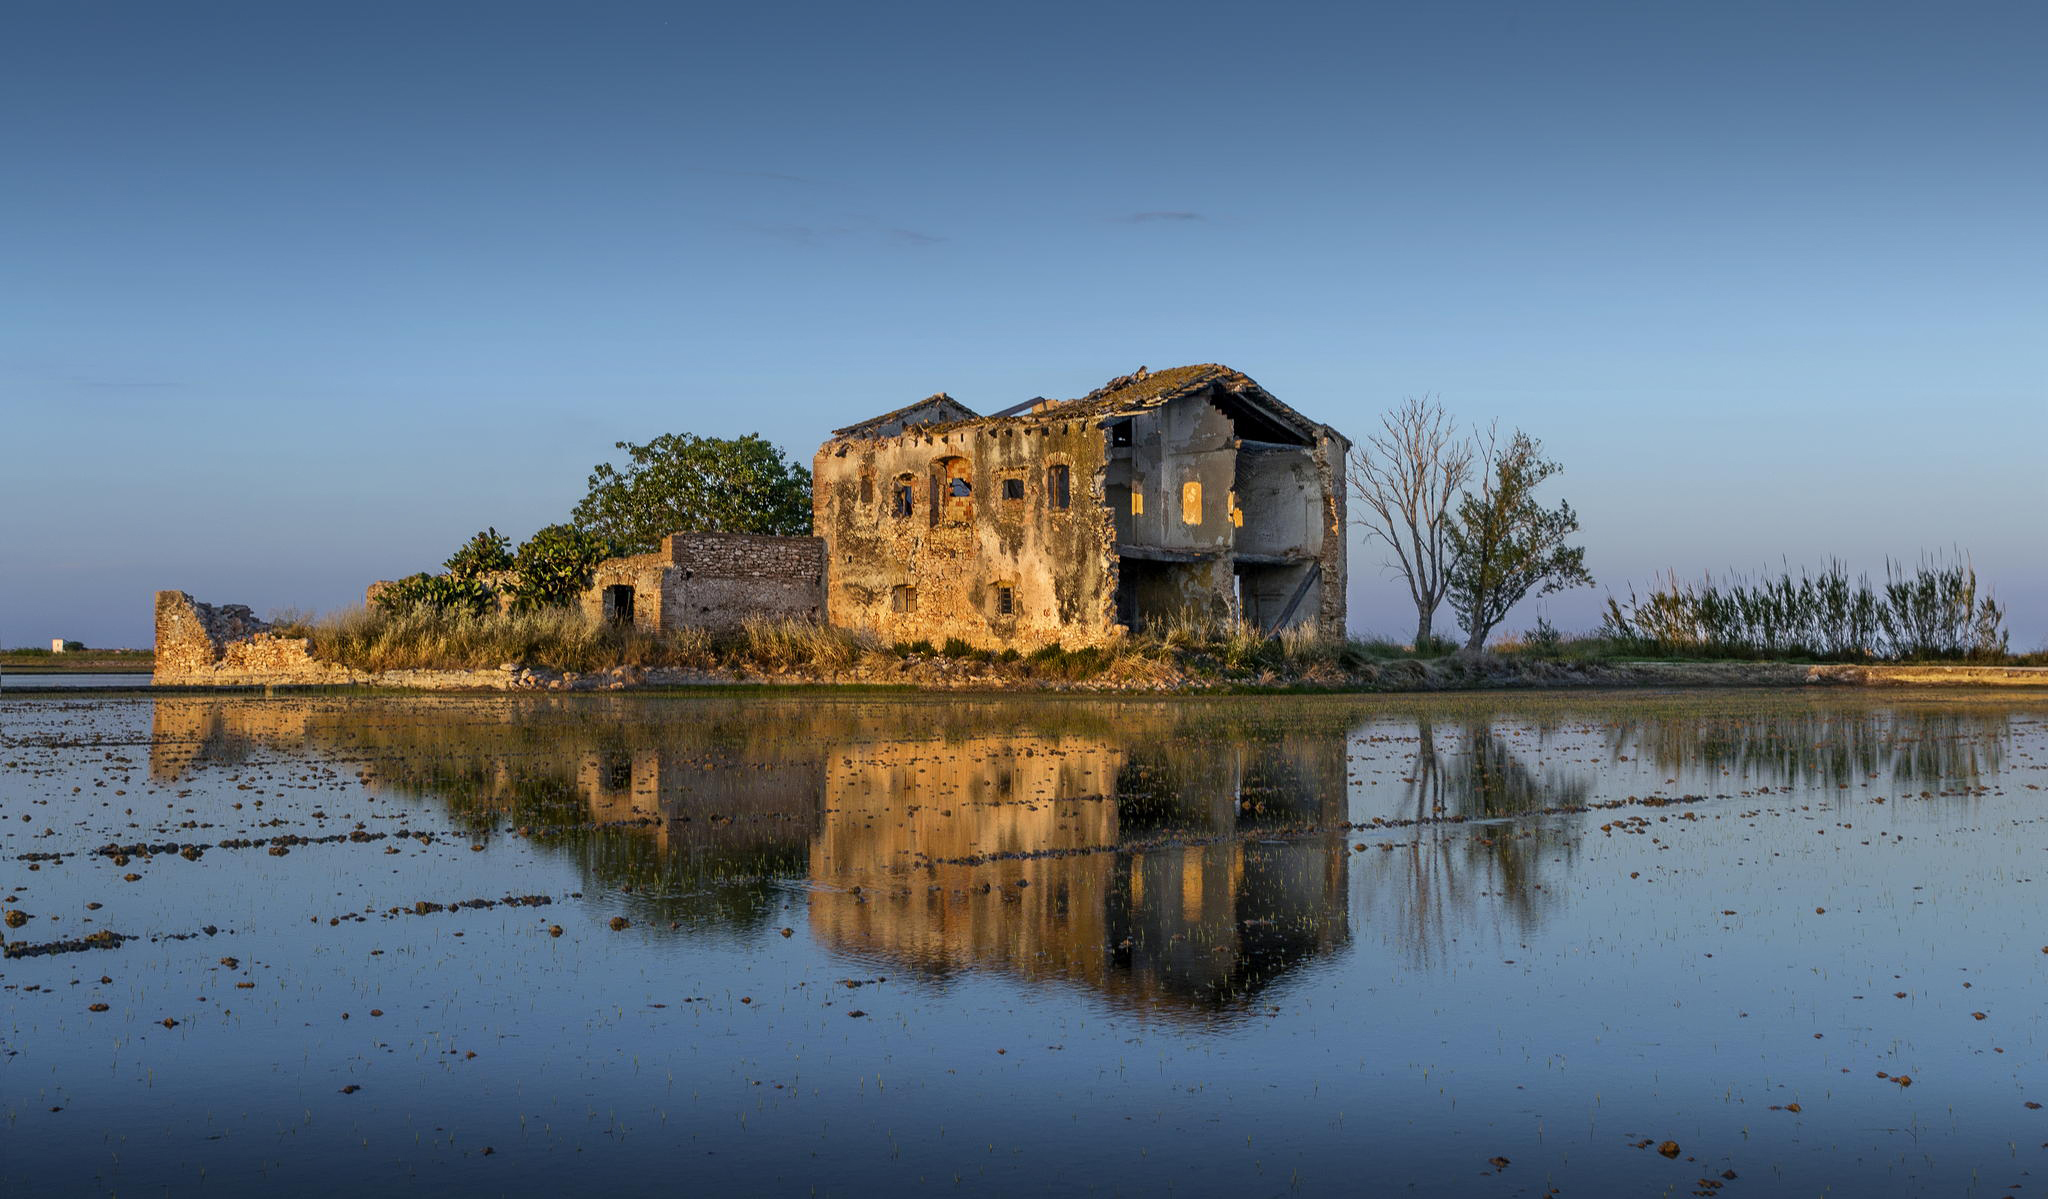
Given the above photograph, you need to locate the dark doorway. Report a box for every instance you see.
[602,585,635,626]
[1115,557,1184,633]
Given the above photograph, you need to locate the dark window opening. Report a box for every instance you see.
[601,585,635,626]
[859,474,873,504]
[1001,477,1025,501]
[891,584,917,614]
[892,477,916,518]
[996,585,1014,616]
[1047,464,1070,509]
[1109,419,1133,446]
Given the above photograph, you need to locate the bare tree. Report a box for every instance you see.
[1348,396,1472,650]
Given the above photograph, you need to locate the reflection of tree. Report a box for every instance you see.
[1372,714,1592,965]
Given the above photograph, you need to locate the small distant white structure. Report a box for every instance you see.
[50,638,66,653]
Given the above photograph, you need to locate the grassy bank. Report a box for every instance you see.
[1,648,153,673]
[282,603,2048,690]
[286,605,1448,686]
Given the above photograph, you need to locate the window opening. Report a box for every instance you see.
[1109,419,1133,447]
[1181,480,1203,525]
[890,584,917,614]
[1047,464,1070,510]
[996,585,1014,616]
[892,475,916,518]
[1001,477,1025,501]
[933,457,973,525]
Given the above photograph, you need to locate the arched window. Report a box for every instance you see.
[931,456,972,525]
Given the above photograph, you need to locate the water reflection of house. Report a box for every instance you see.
[808,726,1349,1015]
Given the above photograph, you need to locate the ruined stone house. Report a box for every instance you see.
[813,364,1347,650]
[579,531,826,634]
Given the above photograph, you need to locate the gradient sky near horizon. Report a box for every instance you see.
[4,0,2043,649]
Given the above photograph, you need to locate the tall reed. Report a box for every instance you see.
[1601,555,2007,662]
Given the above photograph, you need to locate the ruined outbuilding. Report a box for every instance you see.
[580,531,826,634]
[813,364,1347,650]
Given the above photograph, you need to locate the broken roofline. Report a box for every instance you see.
[824,364,1347,447]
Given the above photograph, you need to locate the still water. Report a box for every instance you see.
[1,689,2044,1196]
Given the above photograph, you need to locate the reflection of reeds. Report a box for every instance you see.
[1611,706,2008,789]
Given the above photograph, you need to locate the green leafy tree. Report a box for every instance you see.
[508,523,616,611]
[1445,428,1593,651]
[444,528,513,579]
[572,433,812,553]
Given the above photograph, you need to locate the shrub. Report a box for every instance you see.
[940,637,974,658]
[374,572,496,617]
[508,524,615,612]
[444,528,514,579]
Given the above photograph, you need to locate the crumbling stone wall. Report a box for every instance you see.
[153,591,354,686]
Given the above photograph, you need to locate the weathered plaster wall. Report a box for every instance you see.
[815,418,1117,650]
[1310,430,1348,636]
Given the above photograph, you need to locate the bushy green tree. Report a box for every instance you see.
[508,523,616,611]
[444,528,513,579]
[1446,429,1593,651]
[572,433,812,554]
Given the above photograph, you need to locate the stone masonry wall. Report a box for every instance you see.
[665,532,826,631]
[154,591,355,686]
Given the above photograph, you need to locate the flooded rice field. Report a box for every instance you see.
[3,688,2047,1196]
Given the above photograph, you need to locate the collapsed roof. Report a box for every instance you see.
[828,364,1340,448]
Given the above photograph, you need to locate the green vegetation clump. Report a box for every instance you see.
[573,432,813,553]
[443,528,513,579]
[507,524,615,611]
[373,572,496,617]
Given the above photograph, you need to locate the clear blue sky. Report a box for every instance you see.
[4,1,2042,648]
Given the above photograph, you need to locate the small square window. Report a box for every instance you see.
[1001,477,1025,501]
[891,584,917,613]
